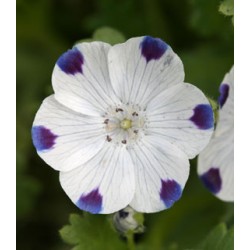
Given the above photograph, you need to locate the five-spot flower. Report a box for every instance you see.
[198,66,234,201]
[32,36,214,214]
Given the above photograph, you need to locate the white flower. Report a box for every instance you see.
[198,66,234,201]
[32,36,214,214]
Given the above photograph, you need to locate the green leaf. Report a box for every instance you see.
[75,27,126,46]
[60,213,127,250]
[216,227,234,250]
[197,223,234,250]
[133,212,144,226]
[219,0,234,17]
[198,223,227,249]
[93,27,126,45]
[59,214,81,245]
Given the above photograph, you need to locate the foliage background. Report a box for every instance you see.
[16,0,233,249]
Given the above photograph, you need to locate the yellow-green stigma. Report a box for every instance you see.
[120,119,132,130]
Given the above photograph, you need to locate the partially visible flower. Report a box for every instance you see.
[198,66,234,201]
[113,206,145,234]
[32,36,214,214]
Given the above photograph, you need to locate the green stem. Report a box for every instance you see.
[207,96,219,124]
[126,231,136,250]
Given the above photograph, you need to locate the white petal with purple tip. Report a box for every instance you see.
[217,66,234,134]
[145,83,214,159]
[198,66,234,201]
[198,132,233,201]
[128,136,189,213]
[60,144,135,214]
[108,36,184,108]
[32,95,106,172]
[53,42,120,116]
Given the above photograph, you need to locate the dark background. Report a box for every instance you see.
[17,0,233,249]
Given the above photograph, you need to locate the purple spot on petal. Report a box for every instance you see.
[218,84,229,108]
[200,168,222,194]
[160,179,182,208]
[76,188,102,214]
[190,104,214,130]
[32,126,58,151]
[140,36,168,62]
[57,47,83,75]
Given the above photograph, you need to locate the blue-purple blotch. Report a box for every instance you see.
[32,126,58,151]
[218,84,229,108]
[160,179,182,208]
[57,47,84,75]
[190,104,214,130]
[76,188,103,214]
[140,36,168,62]
[200,168,222,194]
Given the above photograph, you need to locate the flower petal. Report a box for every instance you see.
[108,36,184,108]
[32,95,106,172]
[198,133,234,201]
[59,145,135,214]
[217,66,234,134]
[219,66,234,109]
[146,83,214,159]
[52,42,120,116]
[128,136,189,213]
[198,66,234,201]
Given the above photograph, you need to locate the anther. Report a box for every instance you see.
[106,135,112,142]
[134,130,138,134]
[121,140,127,144]
[132,112,138,116]
[104,119,109,124]
[116,108,124,112]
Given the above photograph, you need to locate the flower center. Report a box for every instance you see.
[103,105,146,146]
[120,119,132,130]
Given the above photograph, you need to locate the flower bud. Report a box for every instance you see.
[113,206,145,234]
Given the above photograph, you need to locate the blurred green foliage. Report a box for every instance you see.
[219,0,234,17]
[17,0,233,249]
[197,223,233,250]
